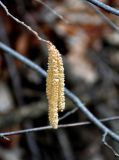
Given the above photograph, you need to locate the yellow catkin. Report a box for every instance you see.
[46,49,52,100]
[46,42,65,129]
[47,43,59,128]
[57,54,65,112]
[48,77,59,129]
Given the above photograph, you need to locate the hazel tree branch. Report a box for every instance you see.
[59,108,78,121]
[1,42,119,143]
[85,0,119,16]
[86,2,119,33]
[0,99,76,129]
[0,97,119,131]
[0,108,119,137]
[102,132,119,157]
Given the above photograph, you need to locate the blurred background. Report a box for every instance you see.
[0,0,119,159]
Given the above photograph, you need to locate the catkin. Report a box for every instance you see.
[46,42,65,129]
[57,54,65,112]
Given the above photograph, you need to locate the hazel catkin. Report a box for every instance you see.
[46,42,65,129]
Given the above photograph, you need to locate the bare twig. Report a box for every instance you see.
[1,114,119,137]
[0,100,76,129]
[59,108,78,121]
[102,132,119,157]
[86,2,119,33]
[1,42,119,143]
[0,97,119,130]
[85,0,119,16]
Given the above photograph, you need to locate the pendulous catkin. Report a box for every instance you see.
[46,42,65,129]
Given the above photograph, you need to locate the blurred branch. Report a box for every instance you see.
[1,43,119,144]
[86,0,119,16]
[86,2,119,33]
[0,17,24,105]
[59,108,78,121]
[35,0,69,23]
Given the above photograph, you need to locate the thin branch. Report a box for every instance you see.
[65,87,119,143]
[59,108,78,121]
[1,43,119,143]
[86,2,119,33]
[1,115,119,137]
[85,0,119,16]
[0,100,76,129]
[0,97,119,130]
[0,1,49,44]
[0,43,46,76]
[102,132,119,157]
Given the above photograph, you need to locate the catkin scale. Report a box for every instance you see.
[46,42,65,129]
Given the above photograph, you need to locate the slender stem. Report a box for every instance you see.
[1,114,119,137]
[86,2,119,33]
[86,0,119,16]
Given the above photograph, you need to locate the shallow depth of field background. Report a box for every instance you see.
[0,0,119,159]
